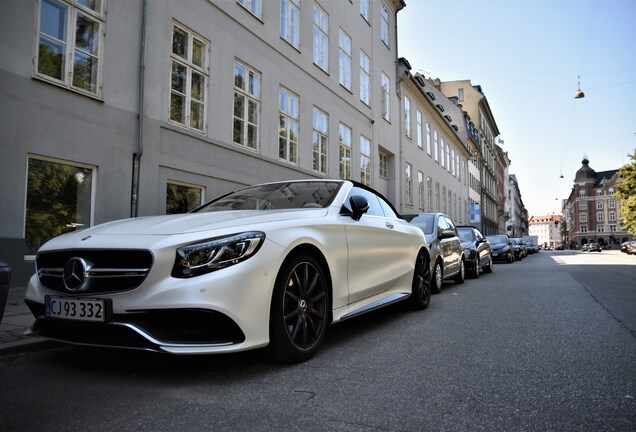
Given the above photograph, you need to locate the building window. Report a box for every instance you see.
[404,96,411,138]
[339,123,352,179]
[238,0,262,18]
[597,212,604,222]
[360,135,372,186]
[312,107,328,174]
[380,3,389,47]
[581,225,587,233]
[426,122,431,155]
[381,72,390,121]
[416,111,423,149]
[233,60,260,149]
[427,177,433,212]
[578,189,586,197]
[171,23,209,132]
[25,156,94,255]
[442,186,447,213]
[598,225,605,232]
[280,0,300,48]
[440,138,446,168]
[579,202,587,210]
[166,182,203,214]
[451,149,456,176]
[434,130,439,162]
[435,182,440,211]
[360,50,370,105]
[596,190,603,196]
[580,213,587,223]
[458,88,464,102]
[596,201,603,209]
[609,199,616,209]
[608,187,615,195]
[418,171,424,209]
[609,211,616,222]
[360,0,369,22]
[609,224,617,232]
[278,87,299,163]
[313,4,328,71]
[338,29,352,90]
[35,0,105,97]
[405,162,413,206]
[446,143,451,172]
[379,152,388,179]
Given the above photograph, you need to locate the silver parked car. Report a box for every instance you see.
[403,213,464,293]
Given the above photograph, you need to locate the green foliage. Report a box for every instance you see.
[616,150,636,235]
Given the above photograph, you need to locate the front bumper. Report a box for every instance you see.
[24,240,287,354]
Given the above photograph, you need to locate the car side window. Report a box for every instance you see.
[343,186,384,217]
[437,215,447,236]
[444,217,456,233]
[378,196,398,219]
[475,230,483,242]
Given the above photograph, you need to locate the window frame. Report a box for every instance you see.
[312,3,329,71]
[280,0,300,49]
[278,86,299,164]
[379,151,388,179]
[338,28,352,91]
[339,123,352,179]
[24,154,96,257]
[312,107,329,174]
[405,162,413,206]
[34,0,105,99]
[237,0,262,18]
[380,3,389,47]
[404,96,411,138]
[170,22,210,133]
[360,135,372,186]
[360,50,370,106]
[381,72,390,121]
[166,180,204,214]
[232,59,261,150]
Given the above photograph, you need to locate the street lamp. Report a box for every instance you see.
[574,76,585,99]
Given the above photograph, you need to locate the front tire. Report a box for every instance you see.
[409,250,431,310]
[483,254,493,273]
[431,261,443,294]
[269,254,329,363]
[454,259,465,284]
[471,253,480,278]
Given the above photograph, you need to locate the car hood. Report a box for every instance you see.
[490,243,508,250]
[460,240,474,249]
[57,209,329,237]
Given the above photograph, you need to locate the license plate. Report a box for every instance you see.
[493,252,499,257]
[45,296,106,323]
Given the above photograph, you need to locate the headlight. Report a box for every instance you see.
[172,231,265,278]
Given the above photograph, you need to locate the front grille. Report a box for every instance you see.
[37,249,153,294]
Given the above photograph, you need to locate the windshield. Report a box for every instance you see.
[194,181,342,212]
[486,235,508,245]
[457,228,474,242]
[406,214,435,235]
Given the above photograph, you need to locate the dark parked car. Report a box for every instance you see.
[456,226,493,278]
[486,234,514,263]
[588,243,602,252]
[0,261,10,324]
[510,238,526,260]
[404,213,464,293]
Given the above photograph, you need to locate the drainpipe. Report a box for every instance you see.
[131,0,147,218]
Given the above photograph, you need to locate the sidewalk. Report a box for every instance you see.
[0,284,48,353]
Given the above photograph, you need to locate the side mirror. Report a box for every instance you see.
[349,195,369,221]
[440,229,456,239]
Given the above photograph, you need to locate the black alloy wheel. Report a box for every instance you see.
[269,254,329,363]
[472,253,480,278]
[409,250,431,310]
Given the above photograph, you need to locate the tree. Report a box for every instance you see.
[616,150,636,235]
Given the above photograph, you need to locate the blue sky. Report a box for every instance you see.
[397,0,636,217]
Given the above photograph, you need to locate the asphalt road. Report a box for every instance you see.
[1,251,635,431]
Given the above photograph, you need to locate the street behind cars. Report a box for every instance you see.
[403,212,464,293]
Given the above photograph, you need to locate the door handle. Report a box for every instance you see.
[385,222,394,229]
